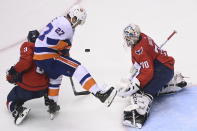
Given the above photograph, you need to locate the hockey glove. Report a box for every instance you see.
[118,78,140,98]
[6,66,22,84]
[58,49,70,56]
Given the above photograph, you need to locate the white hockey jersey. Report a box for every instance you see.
[33,16,74,60]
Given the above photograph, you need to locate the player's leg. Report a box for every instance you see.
[7,86,47,125]
[72,64,117,106]
[143,60,174,96]
[35,59,63,117]
[47,76,62,116]
[159,72,187,95]
[123,60,174,128]
[54,56,117,106]
[7,86,30,125]
[35,56,117,106]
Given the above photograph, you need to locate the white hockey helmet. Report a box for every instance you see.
[123,24,141,47]
[67,5,87,27]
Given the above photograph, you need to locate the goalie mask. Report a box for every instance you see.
[67,5,87,28]
[123,24,141,48]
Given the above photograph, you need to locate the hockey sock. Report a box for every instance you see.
[48,75,63,102]
[73,65,100,94]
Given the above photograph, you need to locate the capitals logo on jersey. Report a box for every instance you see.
[135,47,143,55]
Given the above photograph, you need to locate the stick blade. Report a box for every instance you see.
[74,91,90,96]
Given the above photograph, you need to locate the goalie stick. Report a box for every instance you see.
[69,77,90,96]
[160,30,177,49]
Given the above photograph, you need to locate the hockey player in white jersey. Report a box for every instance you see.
[33,5,117,111]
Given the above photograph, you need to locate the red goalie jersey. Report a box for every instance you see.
[13,42,49,91]
[131,33,175,88]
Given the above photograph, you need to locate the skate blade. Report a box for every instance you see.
[123,120,142,129]
[49,110,60,120]
[15,108,31,125]
[50,113,55,120]
[105,89,117,107]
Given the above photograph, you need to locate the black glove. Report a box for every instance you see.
[6,66,22,84]
[58,49,70,56]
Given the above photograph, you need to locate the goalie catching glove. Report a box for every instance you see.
[118,78,140,98]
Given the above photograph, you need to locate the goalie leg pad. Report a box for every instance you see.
[129,92,153,115]
[159,72,187,95]
[123,92,153,128]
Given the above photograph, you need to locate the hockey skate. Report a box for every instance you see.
[47,99,60,120]
[94,87,117,107]
[159,72,187,95]
[122,92,153,128]
[12,106,31,125]
[44,93,50,106]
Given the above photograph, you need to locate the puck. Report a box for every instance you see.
[85,49,90,52]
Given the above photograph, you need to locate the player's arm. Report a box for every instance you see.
[118,50,154,97]
[50,39,71,50]
[49,39,71,56]
[6,42,33,84]
[133,51,154,88]
[57,39,71,56]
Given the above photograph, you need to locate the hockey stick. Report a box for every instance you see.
[69,77,90,96]
[160,30,177,48]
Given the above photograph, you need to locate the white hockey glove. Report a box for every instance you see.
[118,78,140,98]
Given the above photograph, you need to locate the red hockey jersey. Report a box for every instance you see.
[131,33,175,88]
[14,42,49,91]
